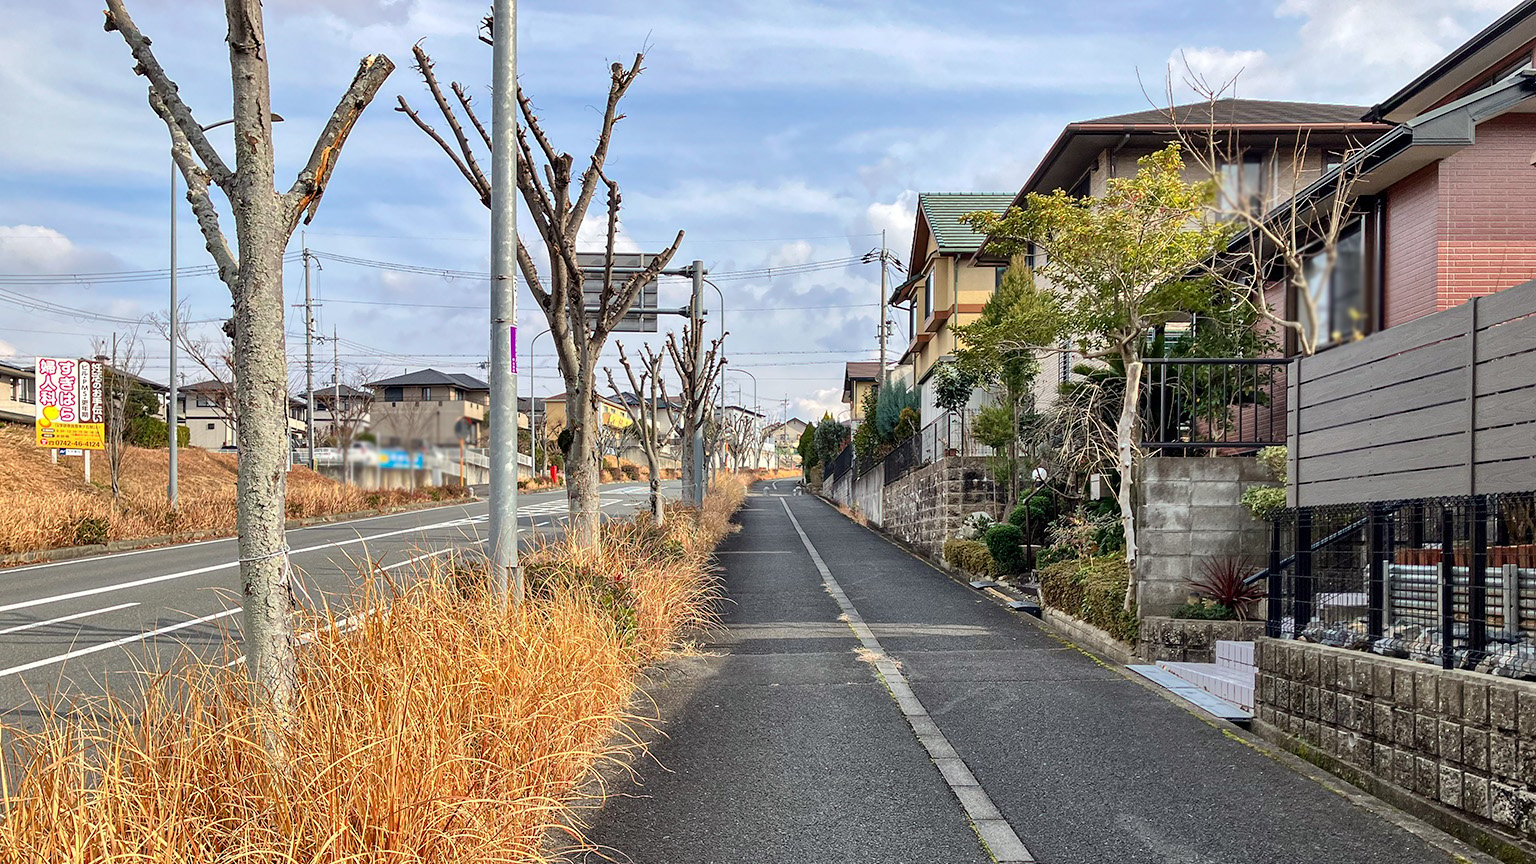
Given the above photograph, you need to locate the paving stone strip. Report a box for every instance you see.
[779,497,1036,864]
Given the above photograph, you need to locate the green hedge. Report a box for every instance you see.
[984,523,1027,574]
[942,538,997,578]
[1037,555,1138,644]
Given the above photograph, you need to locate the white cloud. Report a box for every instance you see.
[796,388,845,422]
[1174,1,1513,104]
[0,225,122,275]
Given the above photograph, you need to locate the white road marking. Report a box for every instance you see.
[779,498,1035,864]
[0,602,141,636]
[0,608,243,680]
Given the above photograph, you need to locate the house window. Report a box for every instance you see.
[421,387,432,401]
[995,267,1007,289]
[1303,222,1368,347]
[196,396,213,408]
[384,386,403,402]
[1218,152,1266,215]
[1322,149,1346,172]
[206,423,216,430]
[923,271,934,320]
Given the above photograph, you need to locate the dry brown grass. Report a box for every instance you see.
[0,424,467,557]
[0,476,747,862]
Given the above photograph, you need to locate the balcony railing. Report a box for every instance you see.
[1141,357,1289,455]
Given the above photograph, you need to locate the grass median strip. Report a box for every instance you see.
[0,476,750,862]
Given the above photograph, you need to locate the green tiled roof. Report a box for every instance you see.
[918,193,1015,253]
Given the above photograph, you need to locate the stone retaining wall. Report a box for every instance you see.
[1255,638,1536,851]
[881,457,1003,561]
[1138,615,1265,663]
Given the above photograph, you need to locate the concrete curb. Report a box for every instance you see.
[0,494,480,570]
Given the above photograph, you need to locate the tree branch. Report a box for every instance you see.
[149,89,238,290]
[569,55,643,245]
[102,0,232,188]
[285,52,396,227]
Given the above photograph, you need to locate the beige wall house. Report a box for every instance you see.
[0,360,35,425]
[840,361,880,423]
[888,192,1015,422]
[366,369,489,449]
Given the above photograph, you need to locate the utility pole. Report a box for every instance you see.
[333,326,345,485]
[878,228,889,389]
[301,247,317,470]
[690,259,706,506]
[488,0,520,606]
[167,159,179,510]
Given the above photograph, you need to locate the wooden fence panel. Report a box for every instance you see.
[1289,278,1536,507]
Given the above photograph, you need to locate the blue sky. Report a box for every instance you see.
[0,0,1512,420]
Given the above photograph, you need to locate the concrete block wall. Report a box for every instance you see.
[881,456,1003,561]
[1137,456,1271,617]
[1256,638,1536,847]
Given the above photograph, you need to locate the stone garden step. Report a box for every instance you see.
[1126,664,1253,724]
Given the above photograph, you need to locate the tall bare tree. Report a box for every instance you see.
[398,29,683,544]
[1157,64,1369,356]
[665,322,727,497]
[93,330,145,500]
[103,0,393,727]
[606,342,670,525]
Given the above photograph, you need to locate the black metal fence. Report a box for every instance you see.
[1262,492,1536,680]
[1142,357,1289,454]
[883,433,922,485]
[824,443,854,484]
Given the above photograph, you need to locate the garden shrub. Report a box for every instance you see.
[1171,599,1236,620]
[1037,555,1137,643]
[1007,493,1055,544]
[943,538,997,578]
[954,511,996,540]
[984,523,1027,574]
[1242,445,1289,521]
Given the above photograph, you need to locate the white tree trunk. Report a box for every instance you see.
[1115,349,1144,617]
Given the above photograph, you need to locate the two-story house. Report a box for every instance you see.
[887,192,1017,422]
[840,361,880,425]
[179,379,307,450]
[366,369,490,449]
[0,359,35,425]
[989,99,1393,409]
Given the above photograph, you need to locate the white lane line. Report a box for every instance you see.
[778,499,1035,864]
[0,514,495,616]
[0,608,243,680]
[0,500,488,575]
[0,602,141,636]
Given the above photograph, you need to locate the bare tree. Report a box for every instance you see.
[398,29,683,545]
[323,364,377,485]
[664,322,727,498]
[103,0,393,729]
[93,330,146,500]
[605,343,668,525]
[1157,63,1369,356]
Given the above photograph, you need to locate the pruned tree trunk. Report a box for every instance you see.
[1115,344,1144,616]
[104,0,392,733]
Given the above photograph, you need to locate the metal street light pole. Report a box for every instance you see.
[529,327,549,475]
[488,0,520,605]
[702,277,724,488]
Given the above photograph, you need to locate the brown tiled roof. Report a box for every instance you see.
[1082,99,1372,127]
[843,361,881,381]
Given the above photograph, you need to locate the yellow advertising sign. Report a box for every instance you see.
[35,357,106,451]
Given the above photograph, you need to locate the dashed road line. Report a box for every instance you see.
[779,497,1035,864]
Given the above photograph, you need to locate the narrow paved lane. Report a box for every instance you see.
[0,482,666,720]
[580,482,1492,864]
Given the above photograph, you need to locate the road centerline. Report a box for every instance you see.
[778,497,1036,864]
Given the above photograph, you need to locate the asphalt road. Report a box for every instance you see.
[578,480,1490,864]
[0,482,671,722]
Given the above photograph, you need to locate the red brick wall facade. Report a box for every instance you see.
[1436,113,1536,312]
[1382,165,1439,327]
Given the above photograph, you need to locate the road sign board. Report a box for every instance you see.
[35,357,106,450]
[577,252,659,332]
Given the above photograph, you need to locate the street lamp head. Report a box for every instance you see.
[200,113,284,132]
